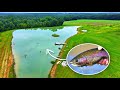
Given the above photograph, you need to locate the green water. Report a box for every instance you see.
[12,26,79,78]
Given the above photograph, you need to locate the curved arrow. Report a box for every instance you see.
[46,49,66,61]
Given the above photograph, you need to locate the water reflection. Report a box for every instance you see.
[12,26,79,78]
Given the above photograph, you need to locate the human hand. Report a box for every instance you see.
[98,58,109,65]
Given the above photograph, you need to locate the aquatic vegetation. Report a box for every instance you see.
[52,34,60,37]
[51,61,55,64]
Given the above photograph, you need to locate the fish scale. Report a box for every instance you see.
[70,48,108,67]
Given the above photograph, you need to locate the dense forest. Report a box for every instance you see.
[0,12,120,32]
[0,16,64,32]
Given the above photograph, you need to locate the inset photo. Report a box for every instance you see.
[66,43,110,75]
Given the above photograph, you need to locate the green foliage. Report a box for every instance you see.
[0,36,1,42]
[51,61,55,64]
[9,62,16,78]
[0,16,64,32]
[40,26,64,32]
[52,34,60,37]
[1,13,120,32]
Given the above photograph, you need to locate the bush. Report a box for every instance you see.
[51,61,55,64]
[52,34,60,37]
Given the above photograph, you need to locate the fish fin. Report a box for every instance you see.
[89,62,93,66]
[78,65,83,67]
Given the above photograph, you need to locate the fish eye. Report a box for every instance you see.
[76,59,78,62]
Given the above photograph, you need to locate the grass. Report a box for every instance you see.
[0,30,16,78]
[0,19,120,78]
[54,19,120,78]
[63,19,120,26]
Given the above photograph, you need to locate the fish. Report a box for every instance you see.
[69,48,109,67]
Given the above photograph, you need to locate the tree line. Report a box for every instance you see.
[1,13,120,32]
[0,16,64,32]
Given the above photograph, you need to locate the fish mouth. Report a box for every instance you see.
[71,63,79,67]
[69,60,83,67]
[69,61,73,64]
[70,62,79,67]
[69,61,79,66]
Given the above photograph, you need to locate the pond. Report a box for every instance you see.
[12,26,79,78]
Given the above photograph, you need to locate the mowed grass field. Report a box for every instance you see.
[0,30,15,78]
[54,19,120,78]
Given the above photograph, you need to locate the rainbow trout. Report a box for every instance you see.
[69,48,108,67]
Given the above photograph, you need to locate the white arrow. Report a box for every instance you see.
[46,49,66,61]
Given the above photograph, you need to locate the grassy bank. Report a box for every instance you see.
[0,30,16,78]
[53,19,120,78]
[1,19,120,78]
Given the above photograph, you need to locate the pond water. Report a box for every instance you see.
[12,26,79,78]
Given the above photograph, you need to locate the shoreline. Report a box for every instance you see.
[10,34,16,78]
[49,37,71,78]
[0,31,16,78]
[49,27,80,78]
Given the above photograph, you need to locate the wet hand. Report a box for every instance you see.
[98,59,109,65]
